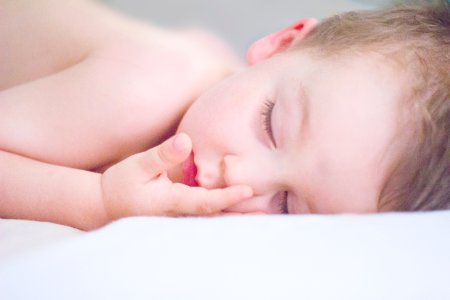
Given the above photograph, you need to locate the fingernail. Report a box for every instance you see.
[172,133,189,152]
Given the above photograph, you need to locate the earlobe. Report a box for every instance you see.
[247,18,318,65]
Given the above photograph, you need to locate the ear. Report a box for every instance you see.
[247,18,318,65]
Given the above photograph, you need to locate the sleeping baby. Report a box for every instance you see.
[0,0,448,230]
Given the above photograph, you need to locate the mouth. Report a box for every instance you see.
[182,152,198,187]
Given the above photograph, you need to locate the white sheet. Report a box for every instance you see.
[0,219,81,259]
[1,212,449,300]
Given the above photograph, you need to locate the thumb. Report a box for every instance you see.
[138,133,192,177]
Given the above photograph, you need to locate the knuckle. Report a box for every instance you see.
[156,144,172,165]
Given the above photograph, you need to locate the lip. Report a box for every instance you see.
[182,152,198,187]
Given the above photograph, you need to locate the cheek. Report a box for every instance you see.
[178,93,236,146]
[180,93,261,156]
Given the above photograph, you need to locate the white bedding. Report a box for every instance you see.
[1,212,449,300]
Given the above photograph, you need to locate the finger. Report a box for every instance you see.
[138,133,192,177]
[166,184,253,215]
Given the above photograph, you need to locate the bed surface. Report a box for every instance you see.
[1,212,449,300]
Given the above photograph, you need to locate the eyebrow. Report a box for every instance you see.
[297,84,310,144]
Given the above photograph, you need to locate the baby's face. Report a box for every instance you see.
[170,51,404,214]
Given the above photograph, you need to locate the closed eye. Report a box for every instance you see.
[261,99,277,147]
[278,191,289,214]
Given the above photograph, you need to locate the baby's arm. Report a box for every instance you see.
[0,56,250,230]
[0,59,120,229]
[0,134,252,230]
[0,150,106,230]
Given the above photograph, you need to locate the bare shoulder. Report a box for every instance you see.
[0,0,242,170]
[0,0,243,91]
[79,30,243,168]
[0,32,241,170]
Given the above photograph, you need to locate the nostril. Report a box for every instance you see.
[197,173,215,189]
[196,163,226,189]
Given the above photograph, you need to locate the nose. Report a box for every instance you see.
[222,154,275,192]
[221,154,282,214]
[197,153,275,190]
[196,153,284,213]
[195,157,226,189]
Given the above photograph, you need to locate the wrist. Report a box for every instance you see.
[99,163,132,224]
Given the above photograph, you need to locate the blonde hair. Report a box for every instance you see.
[291,1,450,211]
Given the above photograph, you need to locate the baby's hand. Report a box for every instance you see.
[100,133,253,221]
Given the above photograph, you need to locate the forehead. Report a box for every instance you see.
[260,50,408,105]
[274,51,405,141]
[275,52,405,212]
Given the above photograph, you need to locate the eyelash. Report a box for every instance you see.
[278,191,289,214]
[261,99,276,147]
[261,100,289,214]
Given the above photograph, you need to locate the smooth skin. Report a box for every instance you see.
[169,52,404,214]
[102,133,252,219]
[0,0,252,230]
[168,18,405,215]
